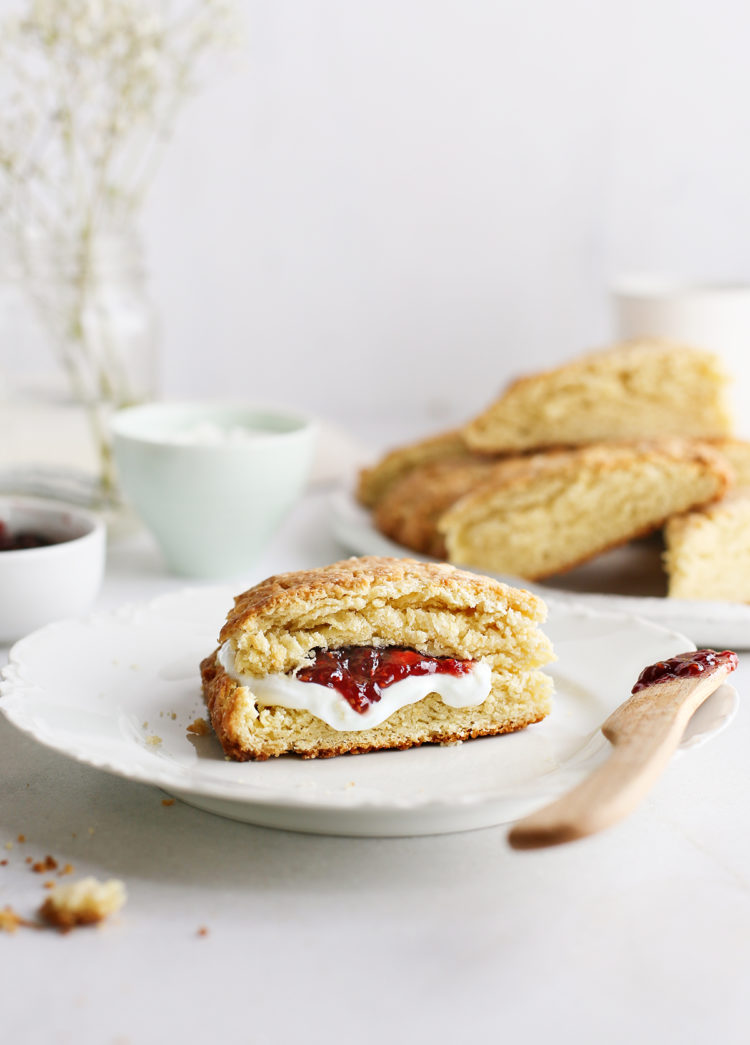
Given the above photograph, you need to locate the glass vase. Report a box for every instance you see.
[0,227,158,508]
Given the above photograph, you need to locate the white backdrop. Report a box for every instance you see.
[9,0,750,447]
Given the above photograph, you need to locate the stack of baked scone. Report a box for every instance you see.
[358,339,750,601]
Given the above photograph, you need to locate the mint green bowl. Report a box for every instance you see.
[111,403,316,578]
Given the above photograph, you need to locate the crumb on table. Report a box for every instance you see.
[31,855,58,873]
[0,906,23,933]
[40,877,127,931]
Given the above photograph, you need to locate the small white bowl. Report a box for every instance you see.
[111,402,316,578]
[0,497,106,643]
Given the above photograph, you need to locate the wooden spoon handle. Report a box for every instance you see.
[508,666,732,851]
[507,733,679,850]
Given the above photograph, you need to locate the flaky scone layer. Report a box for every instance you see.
[203,556,555,760]
[463,340,733,453]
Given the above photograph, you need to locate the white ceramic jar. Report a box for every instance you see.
[613,278,750,436]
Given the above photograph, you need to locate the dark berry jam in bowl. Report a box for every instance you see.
[296,645,476,714]
[0,521,66,551]
[0,496,106,643]
[631,649,738,693]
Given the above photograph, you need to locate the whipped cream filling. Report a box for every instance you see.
[217,641,493,732]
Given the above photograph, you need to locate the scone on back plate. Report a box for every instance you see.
[711,439,750,487]
[463,340,733,453]
[356,428,476,509]
[665,491,750,601]
[375,440,732,580]
[200,556,554,760]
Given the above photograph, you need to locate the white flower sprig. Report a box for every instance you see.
[0,0,242,239]
[0,0,242,501]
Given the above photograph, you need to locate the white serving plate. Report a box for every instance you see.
[331,491,750,649]
[0,588,737,837]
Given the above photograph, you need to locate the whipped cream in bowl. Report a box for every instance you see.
[110,402,316,578]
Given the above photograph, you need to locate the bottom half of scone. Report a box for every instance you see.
[200,652,553,760]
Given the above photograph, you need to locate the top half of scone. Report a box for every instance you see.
[463,340,734,453]
[215,555,553,681]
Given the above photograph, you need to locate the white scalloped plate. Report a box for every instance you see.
[0,588,739,836]
[331,491,750,650]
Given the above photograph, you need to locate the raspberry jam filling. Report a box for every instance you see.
[631,649,738,693]
[295,645,477,715]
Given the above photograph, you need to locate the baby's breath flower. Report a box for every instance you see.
[0,0,242,497]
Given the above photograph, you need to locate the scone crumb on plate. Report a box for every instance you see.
[161,798,175,807]
[40,877,127,931]
[197,926,209,937]
[186,717,209,736]
[17,834,25,844]
[145,735,162,747]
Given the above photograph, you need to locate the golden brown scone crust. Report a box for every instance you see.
[356,428,476,508]
[203,556,555,760]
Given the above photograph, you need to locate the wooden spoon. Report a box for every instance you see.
[508,649,738,850]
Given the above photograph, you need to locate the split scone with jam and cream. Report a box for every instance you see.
[664,491,750,601]
[375,440,732,580]
[463,340,733,453]
[200,556,555,760]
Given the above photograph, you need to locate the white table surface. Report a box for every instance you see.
[1,490,749,1045]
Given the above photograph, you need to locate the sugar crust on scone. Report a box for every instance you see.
[202,556,555,760]
[356,428,475,509]
[463,340,733,452]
